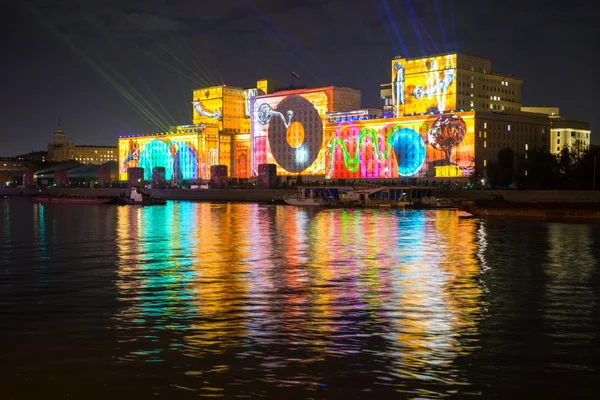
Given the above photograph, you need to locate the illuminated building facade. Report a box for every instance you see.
[250,84,477,179]
[381,53,523,117]
[119,80,284,181]
[190,80,285,178]
[118,124,220,181]
[117,53,589,183]
[47,123,117,164]
[521,107,591,154]
[248,83,563,181]
[250,86,362,177]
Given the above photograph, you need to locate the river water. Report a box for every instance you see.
[1,198,598,399]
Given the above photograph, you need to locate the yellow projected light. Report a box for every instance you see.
[286,121,305,148]
[392,54,457,115]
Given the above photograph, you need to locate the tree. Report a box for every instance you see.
[557,147,579,189]
[517,148,560,189]
[486,148,515,189]
[570,145,600,190]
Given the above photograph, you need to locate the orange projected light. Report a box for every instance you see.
[286,121,305,148]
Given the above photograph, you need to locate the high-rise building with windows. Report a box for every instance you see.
[118,53,590,183]
[47,122,117,164]
[521,107,591,154]
[381,53,523,117]
[119,80,282,181]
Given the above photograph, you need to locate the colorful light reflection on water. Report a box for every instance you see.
[1,199,598,399]
[112,203,485,397]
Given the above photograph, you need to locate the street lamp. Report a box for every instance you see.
[480,179,485,199]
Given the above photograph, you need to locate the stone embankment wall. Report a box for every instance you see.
[469,206,600,221]
[0,187,292,202]
[436,190,600,203]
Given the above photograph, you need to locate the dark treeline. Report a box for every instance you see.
[472,145,600,190]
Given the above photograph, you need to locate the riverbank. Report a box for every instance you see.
[0,187,292,203]
[464,201,600,222]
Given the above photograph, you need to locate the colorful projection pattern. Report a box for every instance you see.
[252,88,475,179]
[119,134,200,181]
[251,89,331,176]
[393,54,457,115]
[325,113,474,179]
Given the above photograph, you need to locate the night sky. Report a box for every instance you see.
[1,0,598,157]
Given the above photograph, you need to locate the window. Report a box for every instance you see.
[484,141,487,148]
[571,132,576,137]
[557,139,560,144]
[508,125,511,131]
[484,159,487,167]
[525,144,529,150]
[557,131,560,137]
[484,122,487,129]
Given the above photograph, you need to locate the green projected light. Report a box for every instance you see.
[138,140,174,180]
[326,125,426,178]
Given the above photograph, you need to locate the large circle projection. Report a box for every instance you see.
[390,127,426,176]
[268,95,323,173]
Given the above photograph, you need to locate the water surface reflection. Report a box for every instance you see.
[114,204,485,397]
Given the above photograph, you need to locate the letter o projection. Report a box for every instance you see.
[389,127,426,176]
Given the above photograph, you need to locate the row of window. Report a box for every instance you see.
[482,122,545,134]
[556,131,589,139]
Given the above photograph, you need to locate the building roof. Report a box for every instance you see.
[74,145,118,149]
[394,52,491,62]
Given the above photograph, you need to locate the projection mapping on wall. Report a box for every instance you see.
[251,89,474,179]
[394,54,457,115]
[119,134,201,181]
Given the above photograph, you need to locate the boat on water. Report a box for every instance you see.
[407,196,459,209]
[112,187,166,206]
[338,186,411,207]
[32,196,112,205]
[284,188,324,206]
[284,186,412,208]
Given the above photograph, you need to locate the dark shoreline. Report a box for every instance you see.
[464,201,600,222]
[0,187,292,203]
[4,187,600,221]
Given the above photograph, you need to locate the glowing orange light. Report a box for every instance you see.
[286,121,305,148]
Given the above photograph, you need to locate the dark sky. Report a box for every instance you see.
[1,0,598,156]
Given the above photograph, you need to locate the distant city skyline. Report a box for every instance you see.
[2,0,597,156]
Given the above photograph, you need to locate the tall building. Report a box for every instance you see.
[521,107,591,154]
[472,110,550,173]
[118,80,281,181]
[250,86,361,177]
[381,53,523,117]
[117,53,590,184]
[47,122,117,164]
[118,125,220,181]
